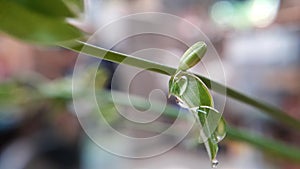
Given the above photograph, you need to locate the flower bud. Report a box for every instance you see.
[178,41,207,71]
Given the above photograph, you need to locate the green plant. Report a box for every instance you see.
[1,0,300,167]
[168,42,226,166]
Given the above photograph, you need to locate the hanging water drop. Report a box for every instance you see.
[198,106,226,144]
[211,159,219,168]
[168,64,226,167]
[213,117,226,143]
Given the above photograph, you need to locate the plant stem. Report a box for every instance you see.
[97,90,300,161]
[226,126,300,162]
[60,40,300,129]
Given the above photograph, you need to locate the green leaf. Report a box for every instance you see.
[12,0,75,18]
[198,106,226,144]
[0,0,83,44]
[169,71,213,107]
[197,106,226,162]
[169,71,226,165]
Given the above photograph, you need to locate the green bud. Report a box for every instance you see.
[178,41,207,71]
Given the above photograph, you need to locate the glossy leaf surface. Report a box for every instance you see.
[169,71,226,167]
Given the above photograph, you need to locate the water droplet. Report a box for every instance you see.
[198,106,226,144]
[211,159,219,168]
[177,76,188,96]
[213,118,226,143]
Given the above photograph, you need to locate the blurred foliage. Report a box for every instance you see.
[0,0,84,44]
[0,68,109,119]
[12,0,76,18]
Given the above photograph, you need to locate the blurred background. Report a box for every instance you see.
[1,0,300,169]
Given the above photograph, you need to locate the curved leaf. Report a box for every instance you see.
[169,71,226,166]
[169,71,213,107]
